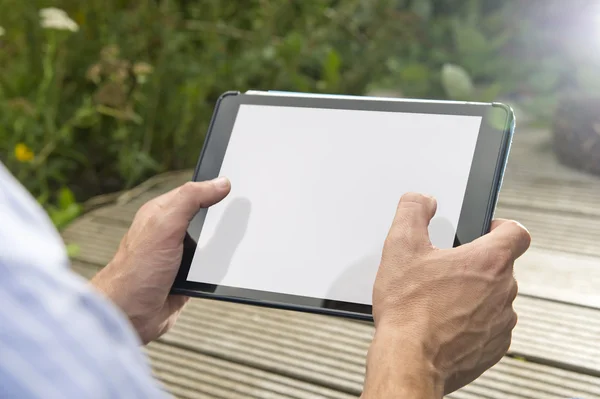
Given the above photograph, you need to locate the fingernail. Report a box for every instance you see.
[212,176,230,189]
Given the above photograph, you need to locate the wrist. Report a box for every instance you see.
[90,259,124,307]
[362,326,443,399]
[90,258,141,332]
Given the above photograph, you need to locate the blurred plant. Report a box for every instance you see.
[39,7,79,32]
[0,0,598,230]
[441,64,474,100]
[0,6,88,229]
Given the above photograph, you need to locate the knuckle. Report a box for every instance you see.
[399,192,437,209]
[492,244,514,266]
[510,309,518,329]
[179,181,199,197]
[509,279,519,302]
[145,212,163,230]
[136,200,154,216]
[506,220,532,245]
[501,335,513,353]
[462,244,490,267]
[384,229,409,250]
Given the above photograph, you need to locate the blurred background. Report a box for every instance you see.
[1,0,600,229]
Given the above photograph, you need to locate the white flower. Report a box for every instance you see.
[39,7,79,32]
[0,26,5,37]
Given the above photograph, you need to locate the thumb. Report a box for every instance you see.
[169,177,231,221]
[385,192,437,253]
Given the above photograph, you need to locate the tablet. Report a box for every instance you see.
[172,90,515,320]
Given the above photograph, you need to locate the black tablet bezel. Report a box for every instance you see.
[171,91,515,321]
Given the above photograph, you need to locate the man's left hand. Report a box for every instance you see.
[91,177,231,344]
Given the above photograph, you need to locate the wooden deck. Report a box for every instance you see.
[63,127,600,398]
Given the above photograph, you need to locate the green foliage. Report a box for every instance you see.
[0,0,421,229]
[48,186,82,229]
[441,64,474,100]
[0,0,598,229]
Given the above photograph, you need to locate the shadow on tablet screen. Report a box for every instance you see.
[194,197,252,290]
[323,215,455,311]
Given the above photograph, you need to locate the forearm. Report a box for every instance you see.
[361,328,443,399]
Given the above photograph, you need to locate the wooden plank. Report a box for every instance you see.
[495,205,600,258]
[69,260,100,280]
[90,171,193,223]
[156,298,600,399]
[498,176,600,218]
[146,342,355,399]
[62,216,126,266]
[68,197,600,287]
[71,252,600,399]
[166,296,600,377]
[67,205,600,312]
[515,247,600,308]
[89,190,162,224]
[148,341,600,399]
[66,217,600,375]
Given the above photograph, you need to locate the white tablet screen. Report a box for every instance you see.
[187,104,482,305]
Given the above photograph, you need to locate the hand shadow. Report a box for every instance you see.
[428,216,456,249]
[322,216,456,311]
[182,197,252,292]
[323,252,382,312]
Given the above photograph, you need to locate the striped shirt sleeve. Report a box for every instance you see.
[0,163,169,399]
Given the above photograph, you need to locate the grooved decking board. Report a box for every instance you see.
[498,177,600,218]
[65,212,600,376]
[494,205,600,258]
[62,126,600,398]
[89,171,193,223]
[514,248,600,309]
[146,342,355,399]
[63,217,127,265]
[71,253,600,399]
[154,297,600,399]
[147,340,600,399]
[160,296,600,381]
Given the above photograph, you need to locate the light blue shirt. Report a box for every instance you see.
[0,163,167,398]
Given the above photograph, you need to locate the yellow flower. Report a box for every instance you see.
[15,143,34,162]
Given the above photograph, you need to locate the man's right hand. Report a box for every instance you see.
[362,193,531,398]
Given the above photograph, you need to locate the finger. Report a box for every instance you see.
[170,178,231,221]
[475,219,531,261]
[488,218,511,232]
[167,294,190,312]
[387,193,437,251]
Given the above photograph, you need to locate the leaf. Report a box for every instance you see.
[72,104,99,128]
[57,186,76,209]
[49,203,82,230]
[66,243,80,258]
[441,64,474,100]
[36,191,49,206]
